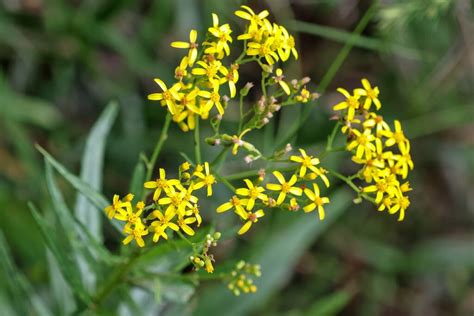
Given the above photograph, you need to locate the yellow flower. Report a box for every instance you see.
[389,193,410,221]
[115,201,145,229]
[207,13,232,57]
[149,208,179,242]
[290,148,321,177]
[273,68,291,95]
[205,257,214,273]
[217,195,248,219]
[192,60,225,84]
[148,78,181,115]
[381,120,409,153]
[174,56,189,81]
[234,5,269,27]
[158,185,190,217]
[173,108,196,132]
[362,173,399,204]
[266,171,302,205]
[198,83,224,116]
[347,129,376,160]
[296,87,311,103]
[247,37,279,65]
[187,204,202,227]
[178,216,197,236]
[303,183,330,220]
[363,113,390,136]
[104,194,132,219]
[236,179,267,210]
[231,128,251,155]
[123,221,148,248]
[354,78,381,110]
[171,29,199,66]
[144,168,180,201]
[193,162,216,196]
[238,209,265,235]
[333,88,361,121]
[306,167,331,188]
[219,64,239,98]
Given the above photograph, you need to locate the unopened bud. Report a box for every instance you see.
[285,143,293,153]
[213,232,222,240]
[222,95,230,103]
[240,82,254,96]
[301,76,311,85]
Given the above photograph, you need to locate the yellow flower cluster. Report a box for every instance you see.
[227,260,261,296]
[104,162,216,247]
[148,6,306,133]
[236,6,298,64]
[333,79,414,221]
[190,232,221,274]
[217,148,330,234]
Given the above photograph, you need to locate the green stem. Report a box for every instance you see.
[145,113,172,182]
[194,117,202,164]
[211,147,229,172]
[214,172,236,191]
[326,121,342,151]
[261,73,267,99]
[326,168,376,204]
[238,93,245,134]
[176,230,198,252]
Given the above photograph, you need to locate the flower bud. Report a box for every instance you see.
[240,82,254,96]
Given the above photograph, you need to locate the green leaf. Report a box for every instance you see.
[75,101,118,241]
[304,291,352,316]
[156,279,195,304]
[74,101,118,291]
[47,251,76,316]
[196,189,353,316]
[29,203,92,306]
[36,145,123,234]
[0,231,52,316]
[130,159,145,198]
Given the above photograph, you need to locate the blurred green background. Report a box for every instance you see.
[1,0,473,315]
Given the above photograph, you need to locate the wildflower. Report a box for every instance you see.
[347,128,376,160]
[290,148,321,177]
[363,113,390,135]
[115,201,145,229]
[104,194,132,219]
[288,198,300,211]
[296,87,311,103]
[187,204,202,227]
[144,168,180,201]
[149,208,179,242]
[123,221,148,247]
[236,179,267,210]
[171,29,199,66]
[238,209,265,235]
[174,56,189,81]
[217,195,248,218]
[381,120,409,153]
[303,183,330,220]
[362,174,399,204]
[389,193,410,221]
[273,68,291,95]
[333,88,361,121]
[266,171,302,205]
[192,60,225,84]
[205,257,214,273]
[207,13,232,57]
[234,5,269,26]
[354,78,381,110]
[247,37,279,65]
[178,216,197,236]
[193,162,216,196]
[148,78,181,115]
[219,64,239,98]
[306,167,331,188]
[231,128,251,155]
[198,83,224,116]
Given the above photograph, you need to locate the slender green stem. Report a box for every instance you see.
[146,113,172,182]
[211,147,229,172]
[326,121,342,151]
[238,93,245,134]
[214,172,236,191]
[194,117,202,164]
[261,73,267,98]
[326,168,376,204]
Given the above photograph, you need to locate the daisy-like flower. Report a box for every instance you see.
[219,64,239,98]
[362,173,399,204]
[104,194,133,219]
[192,60,225,84]
[266,171,302,205]
[178,216,197,236]
[234,5,269,26]
[123,221,148,248]
[148,78,182,115]
[303,183,330,220]
[247,37,279,65]
[347,128,376,160]
[198,82,224,116]
[238,209,265,235]
[115,201,145,229]
[389,193,410,221]
[380,120,409,153]
[171,29,199,66]
[273,68,291,95]
[290,148,321,177]
[144,168,180,201]
[208,13,233,57]
[193,162,216,196]
[363,112,391,136]
[149,208,179,242]
[216,195,248,219]
[174,56,189,81]
[354,78,381,110]
[333,88,361,121]
[236,179,267,210]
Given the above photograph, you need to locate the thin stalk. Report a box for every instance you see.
[194,117,202,164]
[145,113,172,182]
[326,167,376,204]
[238,93,245,133]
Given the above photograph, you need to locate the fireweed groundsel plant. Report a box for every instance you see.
[30,6,413,311]
[102,6,414,295]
